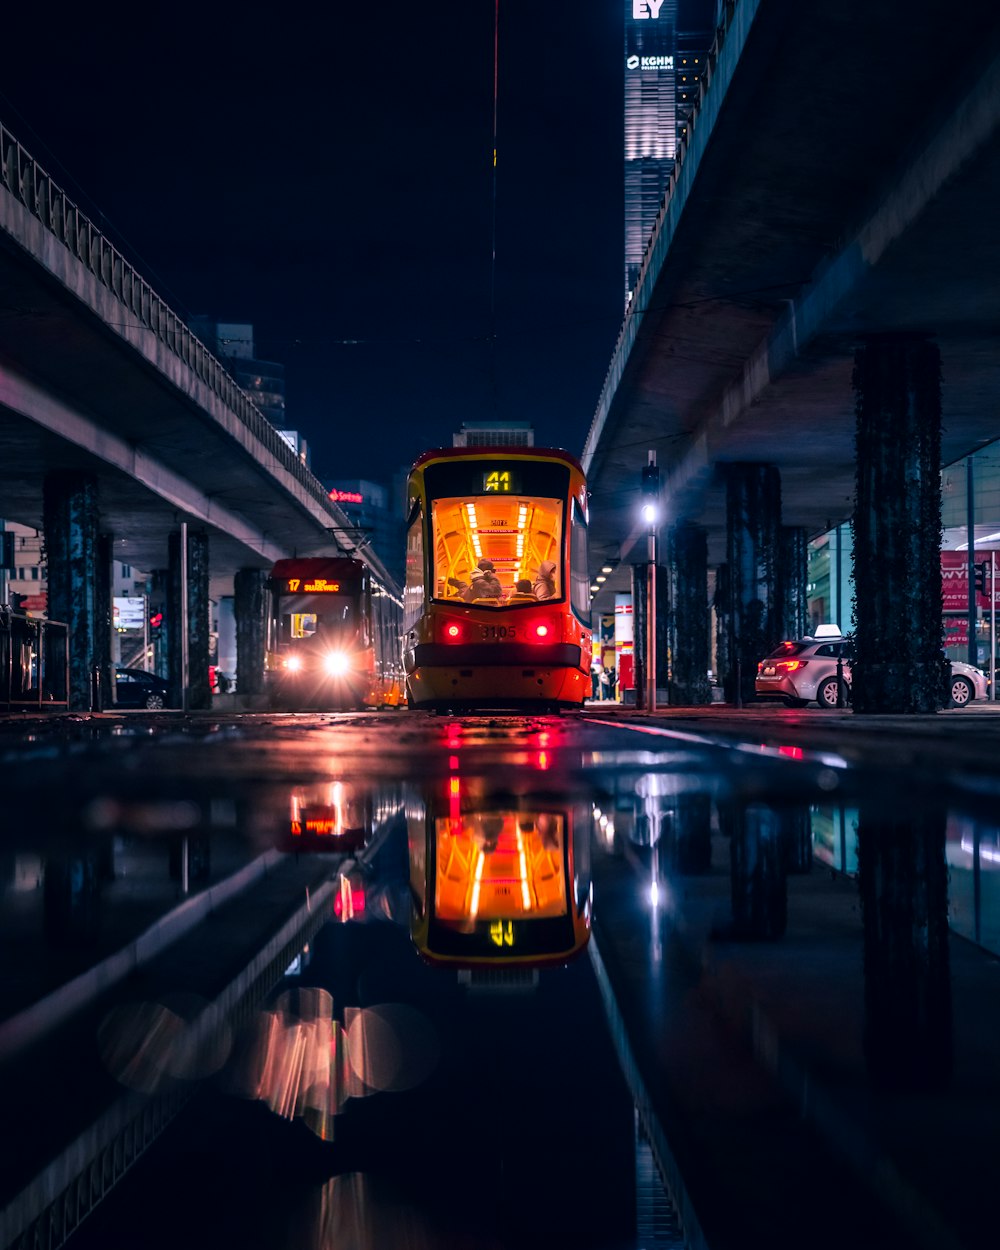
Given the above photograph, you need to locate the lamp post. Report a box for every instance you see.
[641,452,660,714]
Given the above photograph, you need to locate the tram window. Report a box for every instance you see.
[570,499,591,623]
[277,594,356,645]
[290,613,317,639]
[405,502,425,632]
[429,495,564,604]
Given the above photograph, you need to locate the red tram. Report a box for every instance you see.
[402,447,592,710]
[265,556,404,710]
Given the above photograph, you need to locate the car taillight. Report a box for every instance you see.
[777,660,806,672]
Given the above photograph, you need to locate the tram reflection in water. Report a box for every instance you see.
[407,781,591,969]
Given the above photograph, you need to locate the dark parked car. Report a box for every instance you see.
[113,666,171,710]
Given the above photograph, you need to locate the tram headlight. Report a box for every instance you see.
[284,655,303,672]
[324,651,350,676]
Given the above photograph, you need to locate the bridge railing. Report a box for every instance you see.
[0,123,336,520]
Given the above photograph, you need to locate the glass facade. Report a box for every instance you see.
[624,2,717,306]
[941,447,1000,669]
[806,523,854,638]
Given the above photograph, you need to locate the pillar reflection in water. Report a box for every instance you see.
[857,798,952,1090]
[721,801,788,941]
[631,775,712,874]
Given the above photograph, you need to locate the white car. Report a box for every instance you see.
[755,629,987,709]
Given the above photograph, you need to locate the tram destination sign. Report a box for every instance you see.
[284,577,341,594]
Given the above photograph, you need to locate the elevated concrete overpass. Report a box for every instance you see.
[0,124,397,598]
[584,0,1000,595]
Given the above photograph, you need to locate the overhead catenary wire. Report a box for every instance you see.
[489,0,500,417]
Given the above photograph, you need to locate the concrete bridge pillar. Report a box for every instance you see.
[851,336,946,712]
[168,528,211,710]
[666,521,710,705]
[95,533,114,709]
[234,568,269,698]
[42,471,101,710]
[779,526,809,643]
[724,463,782,704]
[713,562,730,696]
[631,561,668,708]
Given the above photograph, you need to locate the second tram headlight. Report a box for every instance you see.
[284,655,303,672]
[324,652,350,676]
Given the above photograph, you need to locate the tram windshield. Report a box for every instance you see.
[430,495,563,605]
[276,594,358,646]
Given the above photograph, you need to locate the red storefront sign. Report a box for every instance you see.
[942,618,968,648]
[941,551,1000,610]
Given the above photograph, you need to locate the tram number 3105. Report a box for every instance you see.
[482,624,515,641]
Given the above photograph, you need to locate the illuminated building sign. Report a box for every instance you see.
[329,488,364,504]
[627,54,673,70]
[285,577,341,593]
[632,0,664,15]
[484,470,512,493]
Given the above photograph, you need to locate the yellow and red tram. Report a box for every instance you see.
[265,556,404,711]
[402,447,592,711]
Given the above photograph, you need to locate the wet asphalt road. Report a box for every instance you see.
[3,706,999,1250]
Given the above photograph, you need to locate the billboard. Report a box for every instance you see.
[113,597,146,631]
[941,551,1000,611]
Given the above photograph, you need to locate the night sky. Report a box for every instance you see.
[0,4,627,486]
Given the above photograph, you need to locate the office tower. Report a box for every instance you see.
[624,1,718,306]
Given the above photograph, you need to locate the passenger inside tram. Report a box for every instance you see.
[432,495,562,604]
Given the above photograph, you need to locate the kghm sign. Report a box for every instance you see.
[626,54,674,70]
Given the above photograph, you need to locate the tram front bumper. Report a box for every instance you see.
[407,642,582,668]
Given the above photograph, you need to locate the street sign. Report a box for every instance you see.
[113,596,146,630]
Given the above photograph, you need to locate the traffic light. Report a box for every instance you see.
[974,562,989,595]
[640,463,660,525]
[149,610,163,633]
